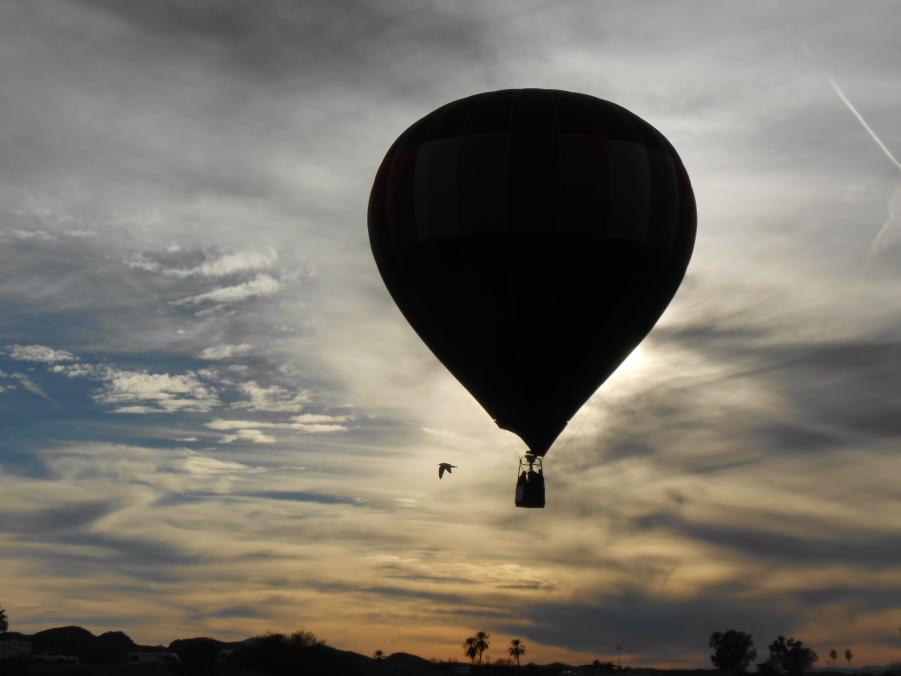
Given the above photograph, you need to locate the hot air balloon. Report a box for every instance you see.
[368,89,696,508]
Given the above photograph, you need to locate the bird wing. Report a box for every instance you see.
[438,465,445,479]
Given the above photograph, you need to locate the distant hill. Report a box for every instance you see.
[0,626,165,664]
[5,628,897,676]
[0,627,441,675]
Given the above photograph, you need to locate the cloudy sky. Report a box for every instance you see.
[2,0,901,668]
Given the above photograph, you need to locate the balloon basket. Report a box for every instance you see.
[515,454,545,508]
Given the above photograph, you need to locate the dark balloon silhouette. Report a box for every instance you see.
[368,89,696,506]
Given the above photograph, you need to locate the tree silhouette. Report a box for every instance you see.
[593,660,621,673]
[464,637,478,664]
[373,649,385,662]
[709,630,757,672]
[844,649,853,670]
[508,639,525,666]
[0,607,7,633]
[763,636,818,675]
[288,630,324,648]
[475,631,490,664]
[830,649,837,669]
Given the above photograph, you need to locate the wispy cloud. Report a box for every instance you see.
[230,381,310,413]
[206,412,351,443]
[7,344,77,363]
[220,428,277,444]
[174,273,282,306]
[126,248,278,279]
[182,452,261,475]
[198,344,253,360]
[173,248,278,279]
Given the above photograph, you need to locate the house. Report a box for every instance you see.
[33,653,78,663]
[0,640,32,660]
[128,652,181,665]
[217,648,238,664]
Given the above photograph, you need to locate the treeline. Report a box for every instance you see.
[210,631,363,676]
[709,630,858,675]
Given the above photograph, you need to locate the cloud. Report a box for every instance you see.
[206,412,350,442]
[124,252,161,272]
[182,453,260,474]
[635,511,901,570]
[287,422,347,433]
[198,344,253,360]
[174,273,282,306]
[206,418,267,431]
[7,344,77,363]
[207,415,349,432]
[0,499,123,535]
[291,413,350,424]
[517,591,795,660]
[112,405,161,414]
[220,428,276,444]
[9,228,55,241]
[50,362,103,378]
[126,247,278,280]
[172,248,278,278]
[230,381,310,413]
[242,490,363,506]
[93,368,219,413]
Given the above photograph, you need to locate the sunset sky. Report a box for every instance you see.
[2,0,901,668]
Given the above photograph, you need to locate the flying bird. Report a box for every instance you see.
[438,463,457,479]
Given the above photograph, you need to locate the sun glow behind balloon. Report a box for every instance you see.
[616,346,645,377]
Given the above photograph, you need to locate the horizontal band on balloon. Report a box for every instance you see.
[381,137,683,252]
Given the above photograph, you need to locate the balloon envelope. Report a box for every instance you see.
[368,89,695,456]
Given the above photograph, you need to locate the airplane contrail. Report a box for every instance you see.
[828,78,901,173]
[785,18,901,275]
[13,372,65,411]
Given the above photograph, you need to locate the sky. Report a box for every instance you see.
[1,0,901,668]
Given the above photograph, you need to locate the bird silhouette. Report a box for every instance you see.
[438,463,457,479]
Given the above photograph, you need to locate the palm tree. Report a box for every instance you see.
[373,649,385,661]
[830,649,838,669]
[0,607,7,633]
[475,631,490,664]
[464,637,478,664]
[508,639,526,666]
[845,649,853,671]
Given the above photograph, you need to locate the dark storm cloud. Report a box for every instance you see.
[0,449,55,479]
[1,499,122,534]
[513,589,796,658]
[551,300,901,482]
[654,316,901,451]
[198,605,266,620]
[55,531,210,567]
[76,0,491,86]
[4,524,209,584]
[154,489,380,509]
[793,584,901,614]
[632,511,901,569]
